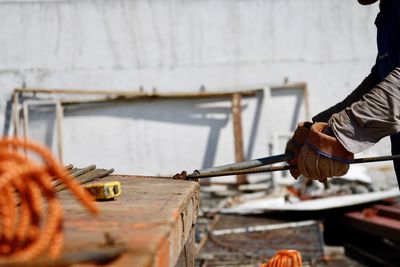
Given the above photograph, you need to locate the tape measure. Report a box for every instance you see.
[84,181,122,200]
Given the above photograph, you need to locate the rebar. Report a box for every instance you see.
[194,153,294,176]
[187,154,400,180]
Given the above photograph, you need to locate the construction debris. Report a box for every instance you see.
[195,161,400,266]
[195,215,324,267]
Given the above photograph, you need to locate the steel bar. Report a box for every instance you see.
[352,154,400,164]
[192,152,294,176]
[188,165,293,179]
[70,164,97,177]
[52,164,96,189]
[53,166,115,192]
[188,154,400,179]
[76,168,115,184]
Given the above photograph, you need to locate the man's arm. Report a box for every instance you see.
[329,66,400,153]
[290,67,400,181]
[313,66,379,122]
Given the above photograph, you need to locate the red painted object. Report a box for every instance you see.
[343,203,400,242]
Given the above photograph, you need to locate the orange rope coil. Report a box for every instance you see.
[0,138,98,262]
[261,250,302,267]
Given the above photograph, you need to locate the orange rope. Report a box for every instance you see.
[261,250,302,267]
[0,138,98,262]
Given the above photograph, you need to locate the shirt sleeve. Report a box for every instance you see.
[328,67,400,153]
[313,65,379,122]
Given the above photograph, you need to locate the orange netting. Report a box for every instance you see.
[261,250,302,267]
[0,138,98,262]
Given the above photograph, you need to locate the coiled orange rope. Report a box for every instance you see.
[261,250,302,267]
[0,138,98,262]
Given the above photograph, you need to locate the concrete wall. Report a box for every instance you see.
[1,0,389,178]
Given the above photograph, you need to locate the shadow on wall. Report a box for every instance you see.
[267,86,309,132]
[26,93,264,171]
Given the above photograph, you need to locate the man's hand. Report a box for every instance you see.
[285,121,313,178]
[297,123,354,182]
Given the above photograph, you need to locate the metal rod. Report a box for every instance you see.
[70,164,97,177]
[77,168,115,184]
[187,154,400,179]
[193,152,294,175]
[55,168,114,192]
[188,165,293,179]
[53,164,96,189]
[352,154,400,164]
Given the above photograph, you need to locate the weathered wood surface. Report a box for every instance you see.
[59,175,199,267]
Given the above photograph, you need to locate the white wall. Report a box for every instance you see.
[1,0,390,177]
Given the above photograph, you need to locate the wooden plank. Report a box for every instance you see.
[175,226,195,267]
[231,93,247,185]
[59,175,199,267]
[14,88,261,99]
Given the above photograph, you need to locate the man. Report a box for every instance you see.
[286,0,400,186]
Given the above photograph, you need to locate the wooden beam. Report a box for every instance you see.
[231,93,247,185]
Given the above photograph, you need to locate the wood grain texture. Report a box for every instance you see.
[59,175,199,267]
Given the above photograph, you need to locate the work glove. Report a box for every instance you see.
[285,121,313,179]
[297,123,354,182]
